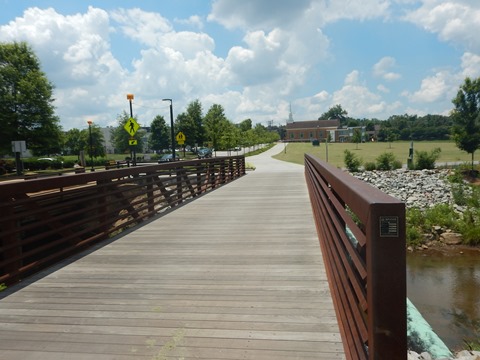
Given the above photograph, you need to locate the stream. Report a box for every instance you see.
[407,247,480,350]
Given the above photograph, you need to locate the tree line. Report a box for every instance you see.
[1,41,479,167]
[63,102,280,158]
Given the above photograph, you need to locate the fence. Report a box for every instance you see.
[0,156,245,286]
[304,154,406,360]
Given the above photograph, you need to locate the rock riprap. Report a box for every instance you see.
[352,169,454,210]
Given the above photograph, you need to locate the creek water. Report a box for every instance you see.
[407,247,480,350]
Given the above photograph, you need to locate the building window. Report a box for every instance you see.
[309,132,314,138]
[300,133,304,138]
[290,133,294,139]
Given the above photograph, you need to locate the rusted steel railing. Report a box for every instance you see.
[304,154,406,360]
[0,156,245,286]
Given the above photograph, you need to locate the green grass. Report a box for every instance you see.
[272,141,474,168]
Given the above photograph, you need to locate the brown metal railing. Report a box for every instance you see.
[304,154,406,360]
[0,156,245,285]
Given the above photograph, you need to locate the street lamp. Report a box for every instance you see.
[162,98,175,161]
[87,119,95,171]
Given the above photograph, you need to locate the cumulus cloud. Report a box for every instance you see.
[110,8,172,46]
[404,1,480,51]
[174,15,204,29]
[208,0,312,30]
[209,0,391,30]
[373,56,401,81]
[403,70,457,103]
[461,52,480,78]
[331,70,400,117]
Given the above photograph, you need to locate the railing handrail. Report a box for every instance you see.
[304,154,406,360]
[1,156,245,286]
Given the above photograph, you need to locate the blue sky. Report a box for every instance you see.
[1,0,479,130]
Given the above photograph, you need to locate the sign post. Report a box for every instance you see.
[11,141,26,176]
[126,94,138,165]
[176,132,186,157]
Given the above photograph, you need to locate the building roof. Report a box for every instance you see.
[286,119,340,129]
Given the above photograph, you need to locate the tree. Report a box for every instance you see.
[111,111,145,155]
[0,41,63,155]
[64,128,84,157]
[238,119,252,132]
[149,115,170,152]
[352,128,362,150]
[204,104,228,151]
[320,104,348,122]
[220,121,240,153]
[451,77,480,170]
[81,125,105,158]
[175,100,204,148]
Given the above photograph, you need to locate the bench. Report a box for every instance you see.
[105,160,129,170]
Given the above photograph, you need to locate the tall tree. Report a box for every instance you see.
[238,119,252,132]
[204,104,228,151]
[320,104,348,122]
[64,128,84,157]
[81,125,105,158]
[0,41,63,155]
[149,115,170,152]
[174,100,204,148]
[451,77,480,170]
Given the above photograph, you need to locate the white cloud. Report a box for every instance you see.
[373,56,401,81]
[209,0,391,30]
[332,70,392,117]
[461,52,480,78]
[404,1,480,51]
[404,70,455,103]
[377,84,390,93]
[110,8,172,46]
[174,15,204,29]
[208,0,313,30]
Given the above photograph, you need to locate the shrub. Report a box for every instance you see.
[375,152,400,170]
[364,162,376,171]
[344,149,362,172]
[457,209,480,246]
[414,147,441,170]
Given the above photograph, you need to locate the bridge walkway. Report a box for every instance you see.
[0,144,345,359]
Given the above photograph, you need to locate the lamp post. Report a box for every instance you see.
[87,119,95,171]
[162,98,175,161]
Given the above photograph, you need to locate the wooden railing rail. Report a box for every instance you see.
[0,156,245,286]
[304,154,406,360]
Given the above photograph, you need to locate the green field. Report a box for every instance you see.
[272,141,475,168]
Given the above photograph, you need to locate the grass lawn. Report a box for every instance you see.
[272,141,475,168]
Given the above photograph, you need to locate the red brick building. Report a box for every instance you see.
[286,119,340,142]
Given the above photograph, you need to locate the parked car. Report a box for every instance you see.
[197,148,213,159]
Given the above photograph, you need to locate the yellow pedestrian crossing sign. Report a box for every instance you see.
[129,139,138,146]
[124,117,140,136]
[176,132,186,145]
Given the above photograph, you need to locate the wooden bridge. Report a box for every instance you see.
[0,145,346,359]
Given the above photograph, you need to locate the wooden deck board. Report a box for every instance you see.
[0,145,345,359]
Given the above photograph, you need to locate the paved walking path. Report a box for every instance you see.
[0,144,345,359]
